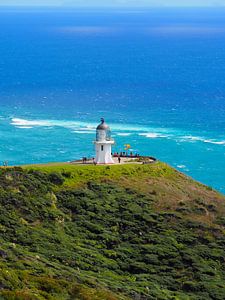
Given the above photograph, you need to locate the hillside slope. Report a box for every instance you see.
[0,162,224,300]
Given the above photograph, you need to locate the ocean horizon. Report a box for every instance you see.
[0,7,225,193]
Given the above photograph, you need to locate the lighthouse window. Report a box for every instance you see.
[101,145,104,151]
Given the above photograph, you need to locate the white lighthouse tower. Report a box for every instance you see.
[94,118,115,164]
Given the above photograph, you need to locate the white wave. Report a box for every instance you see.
[139,133,169,138]
[11,118,54,127]
[203,139,225,145]
[84,126,95,131]
[181,135,225,145]
[11,118,225,147]
[15,126,33,129]
[10,118,157,133]
[181,135,205,142]
[11,118,94,130]
[73,131,94,134]
[116,133,132,136]
[177,165,186,169]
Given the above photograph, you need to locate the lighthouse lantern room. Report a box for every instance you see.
[94,118,115,164]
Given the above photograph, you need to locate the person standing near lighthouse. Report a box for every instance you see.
[94,118,115,164]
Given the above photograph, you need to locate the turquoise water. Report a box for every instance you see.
[0,7,225,193]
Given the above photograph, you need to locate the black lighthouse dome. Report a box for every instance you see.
[96,118,112,141]
[97,118,109,130]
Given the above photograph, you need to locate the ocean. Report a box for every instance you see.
[0,7,225,193]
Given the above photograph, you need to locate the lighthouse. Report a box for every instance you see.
[94,118,115,164]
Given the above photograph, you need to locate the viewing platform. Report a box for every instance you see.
[70,155,157,166]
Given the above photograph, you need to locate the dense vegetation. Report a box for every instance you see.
[0,162,224,299]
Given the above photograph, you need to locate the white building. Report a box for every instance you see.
[94,118,115,164]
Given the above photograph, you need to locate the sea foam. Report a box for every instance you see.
[11,118,225,147]
[139,133,170,139]
[11,118,153,133]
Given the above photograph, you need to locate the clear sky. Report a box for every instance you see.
[0,0,225,6]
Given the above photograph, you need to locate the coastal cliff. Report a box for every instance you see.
[0,162,224,299]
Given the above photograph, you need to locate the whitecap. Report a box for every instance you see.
[11,118,93,130]
[73,131,94,134]
[177,165,186,169]
[181,135,225,145]
[203,139,225,145]
[116,133,132,136]
[181,135,205,142]
[15,126,33,129]
[10,117,159,133]
[11,118,225,148]
[11,118,53,127]
[139,133,169,138]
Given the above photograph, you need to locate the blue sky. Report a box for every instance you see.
[0,0,225,6]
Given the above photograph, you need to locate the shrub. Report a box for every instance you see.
[48,172,64,185]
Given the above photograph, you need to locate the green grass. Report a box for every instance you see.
[24,161,178,185]
[24,161,200,196]
[0,163,224,299]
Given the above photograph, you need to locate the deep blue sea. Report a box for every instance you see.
[0,7,225,193]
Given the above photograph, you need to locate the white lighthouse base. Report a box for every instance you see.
[94,141,114,164]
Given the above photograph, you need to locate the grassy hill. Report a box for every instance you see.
[0,162,224,300]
